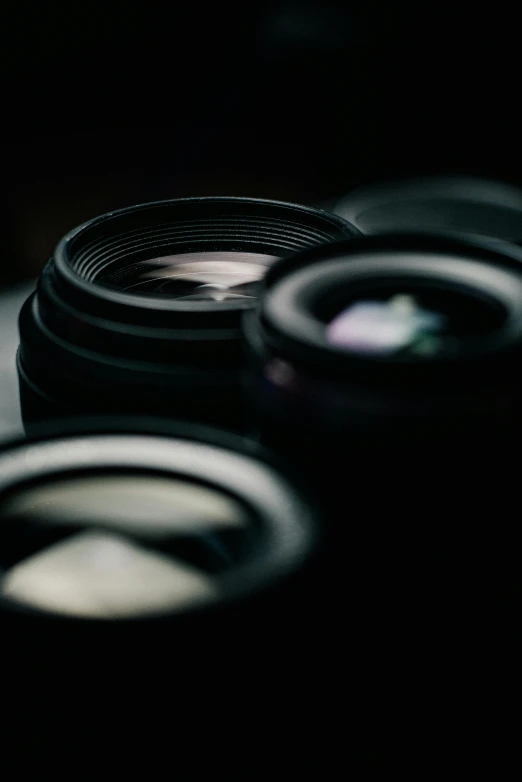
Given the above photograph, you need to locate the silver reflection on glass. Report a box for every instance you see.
[2,531,218,619]
[326,295,446,356]
[1,474,249,536]
[98,251,280,301]
[0,474,250,618]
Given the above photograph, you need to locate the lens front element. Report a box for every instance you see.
[98,251,279,301]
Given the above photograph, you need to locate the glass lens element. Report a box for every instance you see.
[325,288,503,356]
[98,251,279,301]
[2,531,219,618]
[0,474,248,535]
[327,295,445,355]
[0,473,251,618]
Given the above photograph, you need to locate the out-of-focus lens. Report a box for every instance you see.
[0,420,316,623]
[1,473,251,618]
[244,235,522,640]
[246,235,522,445]
[334,176,522,246]
[0,419,319,698]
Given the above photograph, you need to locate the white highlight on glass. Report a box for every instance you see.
[326,295,444,354]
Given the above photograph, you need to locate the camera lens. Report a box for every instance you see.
[17,198,357,432]
[1,473,251,618]
[245,234,522,622]
[0,418,317,681]
[334,176,522,247]
[248,235,522,439]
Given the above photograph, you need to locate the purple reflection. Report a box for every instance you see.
[326,295,444,355]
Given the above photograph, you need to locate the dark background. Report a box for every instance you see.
[1,7,520,757]
[3,2,520,286]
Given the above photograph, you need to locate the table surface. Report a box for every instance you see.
[0,282,35,442]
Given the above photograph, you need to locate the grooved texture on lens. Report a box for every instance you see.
[68,217,340,282]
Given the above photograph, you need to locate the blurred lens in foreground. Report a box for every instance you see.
[0,421,316,624]
[334,176,522,246]
[246,234,522,446]
[1,473,250,618]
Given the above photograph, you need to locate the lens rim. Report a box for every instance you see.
[53,197,358,318]
[0,417,318,623]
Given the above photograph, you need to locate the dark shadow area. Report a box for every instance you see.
[4,3,520,284]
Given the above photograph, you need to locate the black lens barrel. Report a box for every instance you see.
[18,197,358,431]
[244,234,522,623]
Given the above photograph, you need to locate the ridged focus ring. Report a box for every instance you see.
[71,217,340,281]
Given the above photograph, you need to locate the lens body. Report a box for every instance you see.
[245,234,522,628]
[0,417,318,689]
[17,198,357,432]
